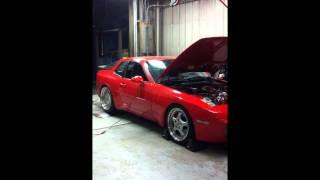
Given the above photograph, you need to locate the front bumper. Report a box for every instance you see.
[191,106,228,143]
[194,119,227,143]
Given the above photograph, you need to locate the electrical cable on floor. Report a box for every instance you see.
[92,119,132,135]
[93,130,106,135]
[93,119,122,130]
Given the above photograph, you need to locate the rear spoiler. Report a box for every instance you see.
[97,61,117,70]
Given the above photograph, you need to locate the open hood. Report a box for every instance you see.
[157,37,227,82]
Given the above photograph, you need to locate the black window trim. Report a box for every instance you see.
[114,61,129,77]
[124,61,148,81]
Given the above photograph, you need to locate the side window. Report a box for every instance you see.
[115,61,129,77]
[125,62,147,81]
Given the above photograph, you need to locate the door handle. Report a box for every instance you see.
[120,82,127,87]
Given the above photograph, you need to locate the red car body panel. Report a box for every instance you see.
[96,37,227,143]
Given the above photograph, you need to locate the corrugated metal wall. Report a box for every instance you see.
[161,0,227,56]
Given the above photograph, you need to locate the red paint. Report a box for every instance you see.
[96,37,227,143]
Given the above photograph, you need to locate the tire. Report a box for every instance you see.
[99,86,116,115]
[166,105,194,145]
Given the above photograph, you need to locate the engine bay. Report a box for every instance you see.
[171,80,227,106]
[165,64,228,106]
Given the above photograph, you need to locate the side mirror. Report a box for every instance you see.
[131,75,144,83]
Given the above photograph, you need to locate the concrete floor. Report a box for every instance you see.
[93,94,227,180]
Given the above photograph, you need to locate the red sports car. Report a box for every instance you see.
[96,37,227,150]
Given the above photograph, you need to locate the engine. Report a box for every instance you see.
[173,82,227,106]
[199,85,227,105]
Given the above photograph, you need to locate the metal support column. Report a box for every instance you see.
[129,0,138,56]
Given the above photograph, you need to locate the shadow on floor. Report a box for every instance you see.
[109,110,227,155]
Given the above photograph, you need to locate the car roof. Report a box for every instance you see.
[121,56,175,63]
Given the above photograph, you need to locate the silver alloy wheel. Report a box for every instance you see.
[100,87,112,111]
[167,107,190,142]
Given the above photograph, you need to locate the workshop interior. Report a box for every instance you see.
[93,0,228,179]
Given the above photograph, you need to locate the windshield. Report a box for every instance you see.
[146,60,174,80]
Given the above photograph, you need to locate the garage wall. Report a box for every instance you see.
[161,0,227,56]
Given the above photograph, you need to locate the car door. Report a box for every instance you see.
[122,61,154,119]
[113,61,130,109]
[132,81,155,120]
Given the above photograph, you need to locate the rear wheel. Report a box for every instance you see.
[99,86,116,114]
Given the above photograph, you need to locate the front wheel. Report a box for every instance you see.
[166,106,193,145]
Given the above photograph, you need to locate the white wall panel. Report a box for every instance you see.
[161,0,227,56]
[185,2,193,48]
[179,3,186,55]
[172,5,179,55]
[191,0,200,43]
[163,7,169,56]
